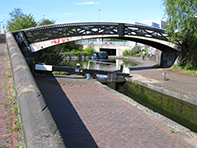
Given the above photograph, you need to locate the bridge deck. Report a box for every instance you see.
[35,74,192,148]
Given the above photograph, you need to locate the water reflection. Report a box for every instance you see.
[66,58,137,71]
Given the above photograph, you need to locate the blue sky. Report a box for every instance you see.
[0,0,165,27]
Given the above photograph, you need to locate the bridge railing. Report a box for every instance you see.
[20,22,169,44]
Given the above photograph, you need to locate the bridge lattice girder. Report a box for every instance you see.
[21,22,169,44]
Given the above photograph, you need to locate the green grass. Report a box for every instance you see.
[184,69,197,75]
[52,71,69,75]
[173,65,197,75]
[3,46,25,147]
[6,71,12,78]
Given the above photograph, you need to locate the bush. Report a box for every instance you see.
[65,45,94,56]
[83,45,94,55]
[131,46,141,55]
[122,49,131,56]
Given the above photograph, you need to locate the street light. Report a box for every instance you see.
[98,9,101,22]
[0,21,3,33]
[0,19,6,33]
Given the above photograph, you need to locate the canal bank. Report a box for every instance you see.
[111,57,197,132]
[116,75,197,132]
[102,56,197,146]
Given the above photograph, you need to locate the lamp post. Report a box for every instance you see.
[0,21,3,33]
[98,9,101,22]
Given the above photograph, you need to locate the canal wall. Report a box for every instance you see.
[117,76,197,132]
[6,32,66,148]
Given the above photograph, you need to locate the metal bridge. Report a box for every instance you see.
[11,22,181,68]
[14,22,178,51]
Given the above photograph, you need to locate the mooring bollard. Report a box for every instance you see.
[75,63,81,75]
[76,63,80,68]
[163,72,168,81]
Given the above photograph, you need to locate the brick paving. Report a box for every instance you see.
[129,57,197,95]
[0,44,12,147]
[36,76,192,148]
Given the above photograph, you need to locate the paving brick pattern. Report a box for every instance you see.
[129,57,197,95]
[0,44,11,147]
[36,78,191,148]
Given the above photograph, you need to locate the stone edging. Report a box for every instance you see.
[6,32,66,148]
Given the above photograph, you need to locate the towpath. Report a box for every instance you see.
[0,44,12,147]
[35,66,195,148]
[128,56,197,95]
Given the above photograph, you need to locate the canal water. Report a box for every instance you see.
[64,58,137,71]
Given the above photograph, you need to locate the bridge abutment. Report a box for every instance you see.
[160,51,179,68]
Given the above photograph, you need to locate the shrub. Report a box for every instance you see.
[131,45,141,55]
[123,49,131,56]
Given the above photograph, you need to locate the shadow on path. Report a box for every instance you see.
[35,75,98,148]
[129,66,153,71]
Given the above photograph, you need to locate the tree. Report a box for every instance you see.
[7,8,37,31]
[163,0,197,69]
[39,19,55,26]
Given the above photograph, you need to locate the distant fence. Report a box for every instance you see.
[76,40,132,46]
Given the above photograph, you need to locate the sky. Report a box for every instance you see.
[0,0,165,29]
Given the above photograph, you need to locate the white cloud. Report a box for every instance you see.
[76,1,99,5]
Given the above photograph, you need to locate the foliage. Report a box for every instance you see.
[173,65,197,75]
[131,45,142,55]
[52,71,69,75]
[64,44,94,56]
[122,49,131,56]
[163,0,197,44]
[33,42,93,66]
[122,46,144,57]
[33,44,65,65]
[8,8,24,22]
[163,0,197,69]
[63,42,82,52]
[39,19,55,26]
[82,45,94,55]
[184,69,197,75]
[7,8,37,31]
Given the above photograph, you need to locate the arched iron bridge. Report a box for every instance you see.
[14,22,180,52]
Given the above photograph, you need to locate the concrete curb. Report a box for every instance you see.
[6,32,66,148]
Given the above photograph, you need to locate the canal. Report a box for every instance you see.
[62,58,137,71]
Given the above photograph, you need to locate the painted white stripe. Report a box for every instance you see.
[123,68,130,74]
[35,64,52,71]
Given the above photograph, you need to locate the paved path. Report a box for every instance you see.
[128,57,197,95]
[35,74,193,148]
[0,44,12,147]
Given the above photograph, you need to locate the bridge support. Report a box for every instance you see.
[160,51,179,68]
[12,32,34,73]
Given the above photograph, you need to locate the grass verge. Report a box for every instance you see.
[4,46,25,148]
